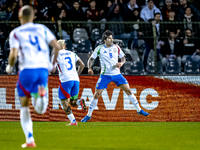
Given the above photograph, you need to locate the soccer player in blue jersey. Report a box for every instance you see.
[6,5,61,148]
[81,30,149,122]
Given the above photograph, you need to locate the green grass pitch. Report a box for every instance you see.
[0,122,200,150]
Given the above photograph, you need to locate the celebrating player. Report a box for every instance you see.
[6,5,61,148]
[81,30,149,122]
[51,40,86,126]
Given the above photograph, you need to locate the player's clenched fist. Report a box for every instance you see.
[116,62,123,68]
[88,68,94,76]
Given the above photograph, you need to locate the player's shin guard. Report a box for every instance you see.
[87,98,98,117]
[128,94,141,112]
[35,96,48,114]
[20,107,34,144]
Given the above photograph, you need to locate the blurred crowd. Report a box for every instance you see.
[1,0,200,22]
[1,0,200,74]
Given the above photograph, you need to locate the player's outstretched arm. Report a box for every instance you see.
[49,39,61,66]
[6,48,18,74]
[77,59,85,75]
[116,56,126,68]
[87,57,94,76]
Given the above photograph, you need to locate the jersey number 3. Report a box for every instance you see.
[29,35,41,51]
[65,57,73,70]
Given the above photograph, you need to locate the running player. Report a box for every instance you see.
[6,5,61,148]
[51,40,86,126]
[81,30,149,122]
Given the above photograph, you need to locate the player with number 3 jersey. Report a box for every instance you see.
[51,40,86,126]
[6,5,61,148]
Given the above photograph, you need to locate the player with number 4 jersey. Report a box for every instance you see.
[51,40,86,126]
[9,19,55,71]
[6,5,61,148]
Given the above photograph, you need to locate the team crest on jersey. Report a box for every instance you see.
[114,48,117,53]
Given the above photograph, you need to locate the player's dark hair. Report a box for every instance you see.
[102,30,113,43]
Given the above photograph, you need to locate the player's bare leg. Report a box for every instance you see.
[34,85,48,114]
[20,97,36,148]
[69,99,87,112]
[119,84,149,116]
[61,99,78,126]
[81,89,104,122]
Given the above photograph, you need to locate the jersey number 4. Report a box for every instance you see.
[65,57,73,70]
[29,35,41,51]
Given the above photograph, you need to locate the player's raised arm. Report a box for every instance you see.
[77,59,85,75]
[87,57,95,76]
[50,39,61,66]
